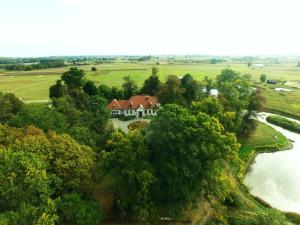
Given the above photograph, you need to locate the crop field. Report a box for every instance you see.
[1,62,300,101]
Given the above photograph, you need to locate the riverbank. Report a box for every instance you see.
[239,122,292,174]
[241,114,300,224]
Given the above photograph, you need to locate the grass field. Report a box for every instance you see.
[259,84,300,118]
[1,61,300,101]
[238,122,291,162]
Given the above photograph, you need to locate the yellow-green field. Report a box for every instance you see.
[1,62,300,101]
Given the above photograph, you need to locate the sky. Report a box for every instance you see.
[1,0,300,57]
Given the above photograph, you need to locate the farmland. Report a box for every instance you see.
[1,61,300,101]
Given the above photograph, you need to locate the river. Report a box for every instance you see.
[244,113,300,213]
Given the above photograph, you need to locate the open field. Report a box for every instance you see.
[1,62,300,100]
[259,84,300,118]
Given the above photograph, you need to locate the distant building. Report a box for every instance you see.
[266,79,277,84]
[107,95,160,118]
[253,64,264,68]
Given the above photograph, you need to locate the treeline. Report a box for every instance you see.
[2,59,67,71]
[0,66,266,224]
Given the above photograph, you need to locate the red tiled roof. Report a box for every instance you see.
[107,95,158,110]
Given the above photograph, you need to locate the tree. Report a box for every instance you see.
[102,131,157,223]
[297,62,300,67]
[61,67,85,88]
[83,80,98,96]
[181,74,201,104]
[216,69,252,133]
[239,89,265,136]
[0,93,24,123]
[58,193,102,225]
[260,74,267,83]
[140,68,161,96]
[0,148,59,225]
[248,62,252,67]
[157,75,185,105]
[9,104,68,133]
[146,104,240,218]
[122,76,138,99]
[98,84,113,101]
[49,80,67,99]
[91,66,97,72]
[0,125,96,193]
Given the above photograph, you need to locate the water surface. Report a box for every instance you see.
[244,113,300,213]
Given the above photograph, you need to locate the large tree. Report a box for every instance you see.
[157,75,185,105]
[122,76,138,99]
[146,104,240,218]
[181,74,201,104]
[61,67,85,88]
[0,93,24,123]
[83,80,98,96]
[140,67,161,96]
[0,125,96,193]
[49,80,67,99]
[9,104,68,133]
[216,69,252,133]
[102,131,157,223]
[0,148,59,225]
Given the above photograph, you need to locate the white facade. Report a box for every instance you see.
[112,106,158,118]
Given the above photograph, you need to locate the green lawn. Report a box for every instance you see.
[238,122,290,162]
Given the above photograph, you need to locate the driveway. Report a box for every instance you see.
[110,118,150,133]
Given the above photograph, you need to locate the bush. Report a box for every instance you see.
[58,193,103,225]
[266,115,300,134]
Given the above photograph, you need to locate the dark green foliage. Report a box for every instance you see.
[102,131,157,223]
[61,67,85,88]
[239,89,265,136]
[122,76,138,99]
[181,74,201,104]
[9,104,68,133]
[49,80,67,99]
[140,67,161,96]
[260,74,267,83]
[83,80,98,96]
[146,104,240,218]
[0,93,24,123]
[91,66,97,72]
[4,59,66,71]
[217,69,253,134]
[157,75,186,105]
[98,84,113,100]
[58,193,102,225]
[266,115,300,133]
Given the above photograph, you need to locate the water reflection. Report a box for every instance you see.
[244,113,300,213]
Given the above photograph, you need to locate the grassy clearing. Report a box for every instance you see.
[238,122,291,162]
[266,115,300,133]
[1,62,300,101]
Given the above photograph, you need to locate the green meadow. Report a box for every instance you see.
[1,61,300,105]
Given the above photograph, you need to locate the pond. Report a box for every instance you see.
[244,113,300,213]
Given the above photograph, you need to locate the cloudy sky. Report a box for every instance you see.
[1,0,300,57]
